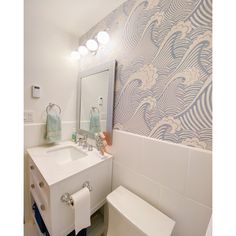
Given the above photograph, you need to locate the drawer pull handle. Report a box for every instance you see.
[39,182,44,188]
[40,204,46,211]
[30,165,34,170]
[30,184,35,189]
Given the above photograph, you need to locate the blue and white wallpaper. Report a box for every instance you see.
[79,0,212,150]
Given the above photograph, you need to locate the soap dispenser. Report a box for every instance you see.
[71,128,77,142]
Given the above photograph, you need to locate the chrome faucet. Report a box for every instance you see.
[77,137,83,146]
[77,134,93,151]
[82,134,88,149]
[88,144,93,151]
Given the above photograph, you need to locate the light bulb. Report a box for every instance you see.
[97,31,110,45]
[86,39,99,51]
[70,50,80,60]
[78,45,88,56]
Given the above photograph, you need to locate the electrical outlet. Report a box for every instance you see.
[24,110,34,123]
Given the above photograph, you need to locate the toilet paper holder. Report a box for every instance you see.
[61,181,92,206]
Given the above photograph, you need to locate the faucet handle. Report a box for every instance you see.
[77,137,83,146]
[88,144,93,151]
[82,139,88,149]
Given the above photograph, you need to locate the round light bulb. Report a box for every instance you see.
[97,31,110,45]
[86,39,99,51]
[78,45,88,56]
[70,50,80,60]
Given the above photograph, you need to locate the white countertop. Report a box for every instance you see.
[27,141,112,186]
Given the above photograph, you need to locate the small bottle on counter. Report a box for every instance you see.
[71,128,77,142]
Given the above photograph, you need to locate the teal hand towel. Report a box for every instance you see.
[89,108,101,134]
[46,113,61,143]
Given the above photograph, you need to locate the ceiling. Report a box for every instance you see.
[25,0,127,37]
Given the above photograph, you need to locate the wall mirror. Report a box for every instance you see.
[77,60,116,144]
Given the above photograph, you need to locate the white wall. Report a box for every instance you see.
[24,0,79,222]
[110,130,212,236]
[24,0,78,124]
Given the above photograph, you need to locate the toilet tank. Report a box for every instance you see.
[106,186,175,236]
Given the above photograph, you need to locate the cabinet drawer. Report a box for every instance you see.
[29,158,49,204]
[30,178,51,233]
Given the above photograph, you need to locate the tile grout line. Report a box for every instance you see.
[24,120,76,126]
[113,160,212,210]
[113,129,212,154]
[183,148,192,196]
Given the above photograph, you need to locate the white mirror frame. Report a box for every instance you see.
[76,60,116,142]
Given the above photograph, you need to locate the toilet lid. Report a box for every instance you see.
[106,186,175,236]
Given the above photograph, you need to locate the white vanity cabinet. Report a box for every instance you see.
[29,158,51,232]
[28,142,112,236]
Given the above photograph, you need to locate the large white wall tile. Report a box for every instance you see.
[159,187,212,236]
[112,161,161,208]
[111,130,212,236]
[112,130,143,171]
[185,148,212,207]
[24,121,76,149]
[24,123,47,148]
[140,137,190,194]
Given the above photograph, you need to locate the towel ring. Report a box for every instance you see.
[46,103,61,114]
[90,106,99,113]
[90,106,99,118]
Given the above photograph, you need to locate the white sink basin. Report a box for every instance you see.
[46,146,87,165]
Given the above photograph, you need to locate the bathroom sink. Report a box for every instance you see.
[46,146,87,165]
[27,141,112,185]
[28,141,113,236]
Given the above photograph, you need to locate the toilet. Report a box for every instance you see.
[106,186,175,236]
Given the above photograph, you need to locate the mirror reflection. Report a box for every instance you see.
[77,60,116,143]
[80,70,109,134]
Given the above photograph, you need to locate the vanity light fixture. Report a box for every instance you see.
[70,50,80,60]
[86,39,99,51]
[78,45,88,56]
[97,31,110,45]
[74,30,110,57]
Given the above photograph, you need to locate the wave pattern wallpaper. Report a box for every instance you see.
[79,0,212,150]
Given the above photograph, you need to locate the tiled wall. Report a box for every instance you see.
[110,130,212,236]
[79,0,212,150]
